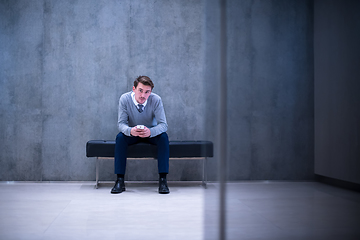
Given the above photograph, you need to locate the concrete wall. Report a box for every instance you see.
[314,0,360,184]
[204,0,314,181]
[0,0,205,181]
[0,0,314,181]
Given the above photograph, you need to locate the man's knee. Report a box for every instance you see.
[116,132,127,144]
[158,132,169,143]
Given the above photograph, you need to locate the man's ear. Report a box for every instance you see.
[132,86,136,91]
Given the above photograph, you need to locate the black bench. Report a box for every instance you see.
[86,140,213,188]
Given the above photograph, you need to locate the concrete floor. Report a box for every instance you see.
[205,181,360,240]
[0,181,360,240]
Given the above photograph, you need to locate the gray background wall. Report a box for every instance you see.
[204,0,314,181]
[1,0,315,182]
[0,0,205,181]
[314,0,360,184]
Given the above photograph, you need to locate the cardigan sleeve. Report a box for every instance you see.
[149,96,168,137]
[117,94,132,136]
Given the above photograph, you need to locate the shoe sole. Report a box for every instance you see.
[111,189,126,194]
[159,190,170,194]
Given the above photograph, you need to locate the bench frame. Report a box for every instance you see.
[95,157,208,189]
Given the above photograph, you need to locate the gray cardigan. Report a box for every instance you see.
[117,91,168,137]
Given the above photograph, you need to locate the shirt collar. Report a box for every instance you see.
[131,92,148,108]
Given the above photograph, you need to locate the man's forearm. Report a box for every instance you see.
[150,122,168,137]
[118,122,132,136]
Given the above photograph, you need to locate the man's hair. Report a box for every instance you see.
[134,76,154,90]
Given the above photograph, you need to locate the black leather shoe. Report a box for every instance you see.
[159,178,170,194]
[111,178,126,194]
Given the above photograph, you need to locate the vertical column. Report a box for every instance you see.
[219,0,227,239]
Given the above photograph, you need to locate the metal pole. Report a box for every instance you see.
[219,0,227,239]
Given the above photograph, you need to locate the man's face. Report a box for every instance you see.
[133,82,152,104]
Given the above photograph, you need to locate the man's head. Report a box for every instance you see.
[133,76,154,104]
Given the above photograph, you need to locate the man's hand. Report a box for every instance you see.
[131,126,151,138]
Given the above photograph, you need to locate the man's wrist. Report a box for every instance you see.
[129,127,135,137]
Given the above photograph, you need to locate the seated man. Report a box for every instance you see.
[111,76,170,194]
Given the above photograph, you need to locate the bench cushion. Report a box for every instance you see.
[86,140,213,158]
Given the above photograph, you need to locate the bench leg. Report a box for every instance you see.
[202,157,207,188]
[96,157,99,189]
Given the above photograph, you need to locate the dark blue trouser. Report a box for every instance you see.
[114,132,169,175]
